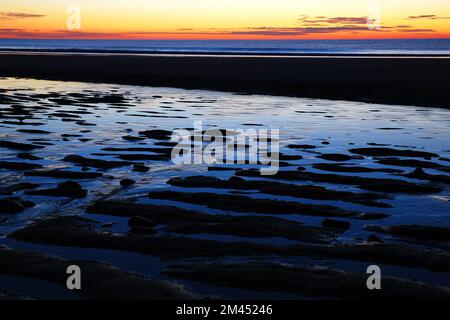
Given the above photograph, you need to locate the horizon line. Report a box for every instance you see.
[1,37,450,41]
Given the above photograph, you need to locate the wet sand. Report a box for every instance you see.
[0,52,450,108]
[0,77,450,300]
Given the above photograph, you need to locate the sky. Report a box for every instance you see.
[1,0,450,40]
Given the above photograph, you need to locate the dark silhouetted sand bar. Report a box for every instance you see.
[1,52,449,107]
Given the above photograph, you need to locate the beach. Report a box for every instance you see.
[2,0,450,307]
[0,75,450,299]
[0,52,450,108]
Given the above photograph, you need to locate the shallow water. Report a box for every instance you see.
[0,77,449,298]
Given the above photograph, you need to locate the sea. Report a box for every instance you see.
[0,38,449,55]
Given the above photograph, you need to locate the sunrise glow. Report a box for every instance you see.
[1,0,449,40]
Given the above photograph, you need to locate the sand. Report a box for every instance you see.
[0,52,449,108]
[1,69,450,300]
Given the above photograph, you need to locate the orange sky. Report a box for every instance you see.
[1,0,450,39]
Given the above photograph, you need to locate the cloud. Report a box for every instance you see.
[397,28,435,33]
[299,16,368,25]
[0,13,437,39]
[0,29,123,38]
[0,24,436,39]
[125,26,373,37]
[227,25,369,36]
[0,12,45,20]
[408,14,437,19]
[407,14,450,20]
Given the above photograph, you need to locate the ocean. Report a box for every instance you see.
[0,38,449,55]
